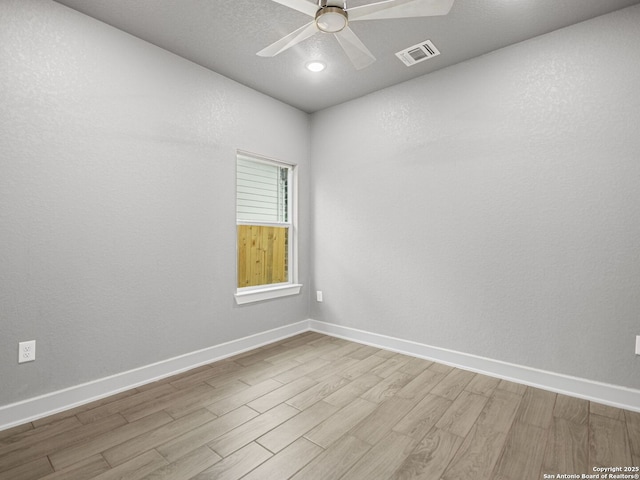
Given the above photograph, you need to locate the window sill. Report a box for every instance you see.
[234,283,303,305]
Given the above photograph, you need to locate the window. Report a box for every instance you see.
[234,152,301,304]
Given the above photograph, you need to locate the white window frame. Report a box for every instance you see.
[234,151,302,305]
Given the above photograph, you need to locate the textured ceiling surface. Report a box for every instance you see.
[53,0,640,112]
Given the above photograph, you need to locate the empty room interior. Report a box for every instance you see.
[1,0,640,478]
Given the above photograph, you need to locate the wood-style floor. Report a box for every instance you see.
[1,332,638,480]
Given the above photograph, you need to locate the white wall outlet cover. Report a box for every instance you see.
[18,340,36,363]
[316,291,323,302]
[636,336,640,355]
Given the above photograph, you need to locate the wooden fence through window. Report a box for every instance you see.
[237,225,288,288]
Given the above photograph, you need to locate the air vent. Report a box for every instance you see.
[395,39,440,67]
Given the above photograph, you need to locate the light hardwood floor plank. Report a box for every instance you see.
[0,423,33,442]
[0,456,53,480]
[262,345,314,365]
[39,454,110,480]
[230,345,288,367]
[391,427,463,480]
[289,435,371,480]
[351,396,424,445]
[439,387,522,480]
[294,342,342,364]
[476,389,523,433]
[76,384,176,424]
[285,374,350,410]
[541,417,588,476]
[393,394,452,440]
[247,376,318,413]
[102,409,215,467]
[360,371,415,404]
[199,362,271,389]
[430,368,476,401]
[140,445,221,480]
[239,360,303,386]
[625,409,640,457]
[497,379,527,396]
[49,410,173,470]
[305,356,361,381]
[121,384,216,422]
[208,403,299,457]
[340,354,388,380]
[30,390,137,428]
[396,368,445,400]
[0,414,127,472]
[342,431,418,480]
[272,358,330,384]
[589,413,633,469]
[168,361,243,390]
[304,397,378,448]
[288,331,327,342]
[435,391,489,438]
[240,437,323,480]
[156,405,258,463]
[440,423,507,480]
[192,442,272,480]
[92,450,168,480]
[398,356,432,376]
[257,401,338,453]
[145,366,211,390]
[205,379,282,416]
[464,374,500,397]
[374,349,398,359]
[491,420,548,480]
[590,401,626,420]
[515,387,556,429]
[346,345,381,360]
[1,333,637,480]
[370,354,411,378]
[322,373,381,408]
[164,380,249,419]
[0,416,82,456]
[428,362,454,374]
[553,394,589,425]
[319,341,368,361]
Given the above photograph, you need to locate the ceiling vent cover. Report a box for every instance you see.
[395,39,440,67]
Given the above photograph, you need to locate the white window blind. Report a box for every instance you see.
[236,155,288,223]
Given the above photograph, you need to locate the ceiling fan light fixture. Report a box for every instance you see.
[315,7,348,33]
[306,61,326,72]
[258,0,455,70]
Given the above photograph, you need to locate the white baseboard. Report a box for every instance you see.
[0,320,309,432]
[309,319,640,413]
[3,318,638,432]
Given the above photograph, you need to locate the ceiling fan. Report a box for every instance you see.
[257,0,455,70]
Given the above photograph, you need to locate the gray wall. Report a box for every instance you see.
[0,0,310,406]
[310,5,640,390]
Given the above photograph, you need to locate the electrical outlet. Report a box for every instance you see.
[636,336,640,356]
[18,340,36,363]
[316,290,323,302]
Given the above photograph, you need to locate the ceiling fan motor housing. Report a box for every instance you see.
[318,0,347,8]
[316,0,348,33]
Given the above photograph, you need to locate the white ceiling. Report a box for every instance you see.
[54,0,640,113]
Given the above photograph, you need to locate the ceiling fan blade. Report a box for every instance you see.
[334,27,376,70]
[257,21,318,57]
[349,0,454,21]
[270,0,318,17]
